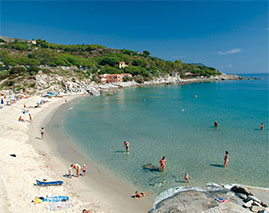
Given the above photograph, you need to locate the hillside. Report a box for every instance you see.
[0,36,222,93]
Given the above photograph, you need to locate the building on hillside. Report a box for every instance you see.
[137,52,143,55]
[26,39,36,45]
[119,61,128,69]
[100,73,132,84]
[186,72,200,77]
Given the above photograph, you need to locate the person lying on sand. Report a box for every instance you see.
[134,191,149,199]
[18,116,25,122]
[82,209,90,213]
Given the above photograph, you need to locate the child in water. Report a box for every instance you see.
[123,141,130,152]
[184,172,192,183]
[159,156,166,172]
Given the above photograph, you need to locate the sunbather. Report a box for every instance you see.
[18,116,25,122]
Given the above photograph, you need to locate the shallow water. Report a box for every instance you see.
[63,73,269,195]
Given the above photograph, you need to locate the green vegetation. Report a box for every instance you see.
[0,38,221,85]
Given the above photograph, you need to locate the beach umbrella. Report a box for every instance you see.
[1,99,3,105]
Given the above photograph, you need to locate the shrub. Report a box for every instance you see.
[10,66,27,75]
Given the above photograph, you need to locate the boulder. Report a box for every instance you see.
[250,205,264,212]
[236,193,248,200]
[243,200,253,208]
[261,202,268,208]
[231,186,253,196]
[248,195,261,204]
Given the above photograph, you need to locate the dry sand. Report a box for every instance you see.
[0,95,153,212]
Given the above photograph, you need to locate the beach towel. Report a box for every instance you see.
[215,198,230,203]
[46,201,70,211]
[44,196,69,202]
[36,180,63,186]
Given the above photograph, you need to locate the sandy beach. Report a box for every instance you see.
[0,94,153,212]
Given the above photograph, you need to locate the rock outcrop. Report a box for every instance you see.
[150,184,269,213]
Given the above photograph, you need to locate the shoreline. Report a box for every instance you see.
[0,94,152,212]
[0,77,268,212]
[40,95,154,212]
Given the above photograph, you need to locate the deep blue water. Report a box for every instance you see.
[63,73,269,194]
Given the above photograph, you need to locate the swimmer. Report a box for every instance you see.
[224,151,229,168]
[160,156,166,172]
[123,141,130,152]
[195,95,198,98]
[261,123,264,130]
[214,121,218,128]
[184,172,192,183]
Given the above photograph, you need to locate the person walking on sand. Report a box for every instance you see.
[41,127,45,140]
[29,114,32,122]
[71,163,81,177]
[123,141,130,152]
[68,166,73,179]
[184,172,192,183]
[224,151,229,168]
[261,123,264,130]
[160,156,166,172]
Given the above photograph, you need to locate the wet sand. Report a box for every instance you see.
[29,95,153,212]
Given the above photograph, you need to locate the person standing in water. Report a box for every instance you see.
[184,172,192,183]
[261,123,264,130]
[224,151,229,167]
[41,127,45,140]
[160,156,166,172]
[214,121,218,128]
[123,141,130,152]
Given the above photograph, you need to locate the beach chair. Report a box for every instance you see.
[36,180,63,186]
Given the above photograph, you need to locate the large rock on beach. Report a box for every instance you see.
[231,186,253,196]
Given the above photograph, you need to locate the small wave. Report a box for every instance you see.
[68,107,74,110]
[152,186,206,210]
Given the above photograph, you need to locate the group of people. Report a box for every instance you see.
[18,104,33,122]
[68,163,88,178]
[122,139,230,187]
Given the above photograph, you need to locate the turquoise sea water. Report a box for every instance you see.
[64,74,269,195]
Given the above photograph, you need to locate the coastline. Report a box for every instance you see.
[0,94,153,212]
[1,75,268,212]
[38,95,154,212]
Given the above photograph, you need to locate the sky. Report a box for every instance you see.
[0,1,268,74]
